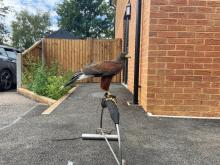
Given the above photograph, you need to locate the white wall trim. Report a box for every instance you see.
[147,112,220,120]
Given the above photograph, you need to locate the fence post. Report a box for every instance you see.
[42,38,45,65]
[16,53,22,88]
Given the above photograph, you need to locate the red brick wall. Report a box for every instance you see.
[115,0,150,109]
[148,0,220,116]
[140,1,150,109]
[116,0,220,116]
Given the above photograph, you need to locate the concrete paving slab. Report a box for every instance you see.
[0,84,220,165]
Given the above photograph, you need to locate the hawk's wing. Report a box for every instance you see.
[83,61,122,77]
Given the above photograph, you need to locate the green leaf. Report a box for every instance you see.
[11,10,51,49]
[56,0,115,39]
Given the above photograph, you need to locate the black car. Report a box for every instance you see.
[0,45,21,91]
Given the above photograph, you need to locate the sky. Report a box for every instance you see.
[4,0,60,31]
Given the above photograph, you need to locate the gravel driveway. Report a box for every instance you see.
[0,90,41,130]
[0,85,220,165]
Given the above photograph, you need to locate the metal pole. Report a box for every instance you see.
[100,108,104,128]
[101,128,120,165]
[16,53,22,88]
[133,0,142,104]
[116,124,122,165]
[81,134,118,140]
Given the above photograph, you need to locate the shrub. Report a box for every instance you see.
[31,66,48,96]
[46,73,73,100]
[22,62,40,89]
[22,62,73,100]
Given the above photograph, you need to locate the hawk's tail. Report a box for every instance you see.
[62,72,93,89]
[63,72,84,88]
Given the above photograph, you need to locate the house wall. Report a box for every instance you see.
[115,0,150,109]
[149,0,220,116]
[116,0,220,116]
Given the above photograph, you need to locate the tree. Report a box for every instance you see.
[56,0,114,39]
[0,0,10,44]
[12,10,51,49]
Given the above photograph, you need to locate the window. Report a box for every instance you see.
[0,48,7,57]
[5,49,17,59]
[123,18,129,53]
[122,1,131,84]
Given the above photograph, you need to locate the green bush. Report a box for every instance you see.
[31,66,48,96]
[22,62,73,100]
[46,76,69,100]
[22,62,40,89]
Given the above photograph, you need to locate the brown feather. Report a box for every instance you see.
[101,76,113,91]
[83,61,122,77]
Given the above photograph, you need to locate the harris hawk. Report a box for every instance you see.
[62,52,128,91]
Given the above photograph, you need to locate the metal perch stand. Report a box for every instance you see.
[82,92,125,165]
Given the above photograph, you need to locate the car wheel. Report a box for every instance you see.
[0,70,13,91]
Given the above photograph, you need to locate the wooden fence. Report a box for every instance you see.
[22,40,42,68]
[22,38,122,83]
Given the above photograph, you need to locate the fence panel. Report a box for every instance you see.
[22,41,42,74]
[44,39,122,83]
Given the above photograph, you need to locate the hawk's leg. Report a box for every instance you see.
[96,92,118,135]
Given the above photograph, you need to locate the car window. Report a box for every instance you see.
[0,48,7,57]
[5,49,17,59]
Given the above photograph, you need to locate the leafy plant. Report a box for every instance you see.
[46,76,68,100]
[22,61,73,100]
[31,66,48,96]
[22,61,40,89]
